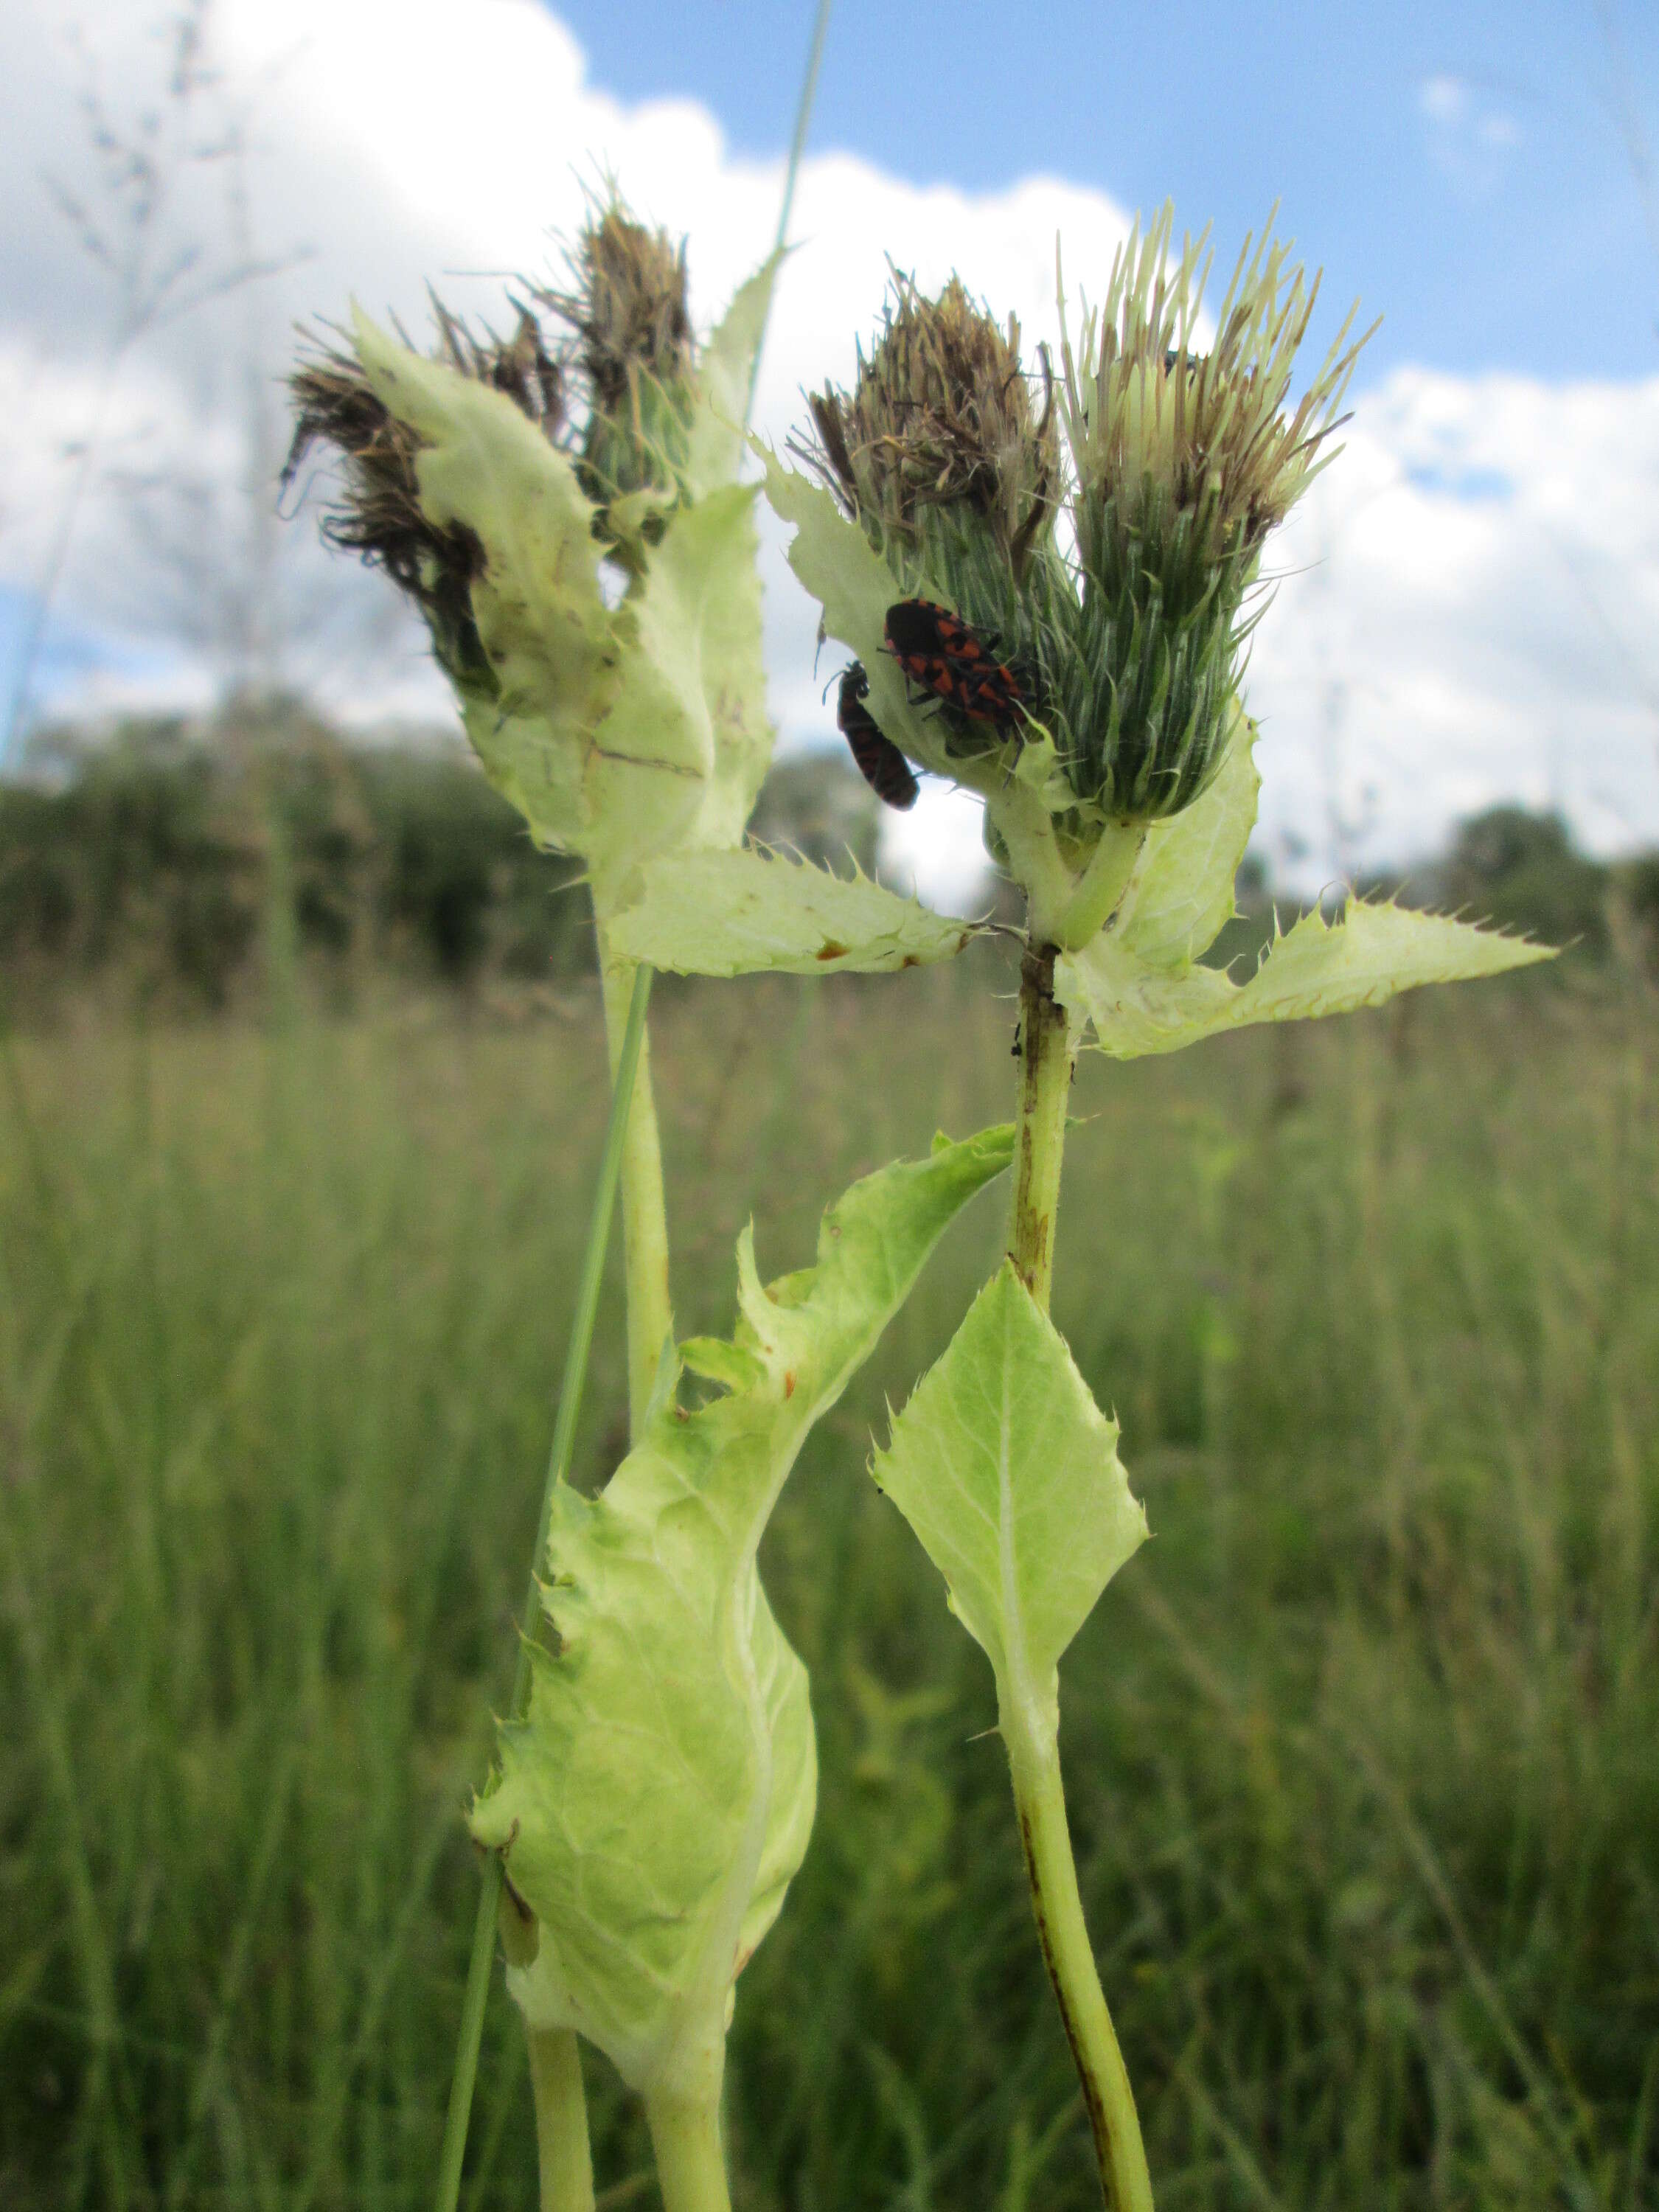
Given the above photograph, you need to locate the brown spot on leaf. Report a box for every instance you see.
[816,940,849,961]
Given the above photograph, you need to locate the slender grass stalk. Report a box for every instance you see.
[745,0,832,418]
[598,934,674,1438]
[599,0,832,1432]
[1006,940,1155,2212]
[431,964,653,2212]
[0,1503,133,2211]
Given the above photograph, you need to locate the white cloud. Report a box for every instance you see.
[1251,368,1659,877]
[1416,72,1524,193]
[2,0,1656,900]
[1419,75,1469,125]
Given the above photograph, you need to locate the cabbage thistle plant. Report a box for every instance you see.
[287,199,777,1435]
[611,206,1554,2211]
[292,185,1553,2212]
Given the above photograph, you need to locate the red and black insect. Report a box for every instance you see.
[837,663,919,811]
[883,599,1025,728]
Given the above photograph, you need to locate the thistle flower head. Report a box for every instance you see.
[287,197,780,894]
[801,271,1058,585]
[533,199,695,530]
[787,207,1372,848]
[796,273,1060,791]
[1060,202,1368,574]
[1039,204,1373,823]
[283,192,705,673]
[548,202,692,412]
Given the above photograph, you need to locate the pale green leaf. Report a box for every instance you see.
[684,253,782,501]
[753,446,944,771]
[457,696,588,855]
[606,847,974,975]
[352,309,616,737]
[1112,705,1259,967]
[872,1263,1147,1737]
[471,1126,1015,2096]
[586,484,773,902]
[738,1579,816,1973]
[352,311,773,883]
[1059,895,1556,1060]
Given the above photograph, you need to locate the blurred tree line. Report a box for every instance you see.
[1,701,1654,1015]
[0,700,887,1014]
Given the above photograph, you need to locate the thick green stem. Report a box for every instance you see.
[644,2093,731,2212]
[1001,1700,1155,2212]
[1009,944,1074,1310]
[597,928,674,1438]
[1006,938,1155,2209]
[527,2028,596,2212]
[496,1896,594,2212]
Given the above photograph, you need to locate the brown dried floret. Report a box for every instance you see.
[799,271,1057,581]
[533,204,692,417]
[282,299,563,686]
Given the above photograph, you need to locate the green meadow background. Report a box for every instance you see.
[2,721,1657,2210]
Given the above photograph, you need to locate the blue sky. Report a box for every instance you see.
[546,0,1659,385]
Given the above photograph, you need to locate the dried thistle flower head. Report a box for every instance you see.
[283,189,705,679]
[284,300,563,691]
[535,200,696,529]
[802,271,1057,588]
[544,203,692,412]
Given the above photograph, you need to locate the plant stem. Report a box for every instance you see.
[1006,938,1155,2211]
[527,2027,597,2212]
[1055,823,1145,951]
[644,2093,731,2212]
[1009,943,1074,1309]
[431,965,653,2212]
[1001,1703,1155,2212]
[599,931,675,1438]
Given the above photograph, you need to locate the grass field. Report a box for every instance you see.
[2,950,1656,2210]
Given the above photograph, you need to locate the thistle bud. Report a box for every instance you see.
[799,272,1058,782]
[535,201,695,536]
[806,271,1057,579]
[1049,205,1374,820]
